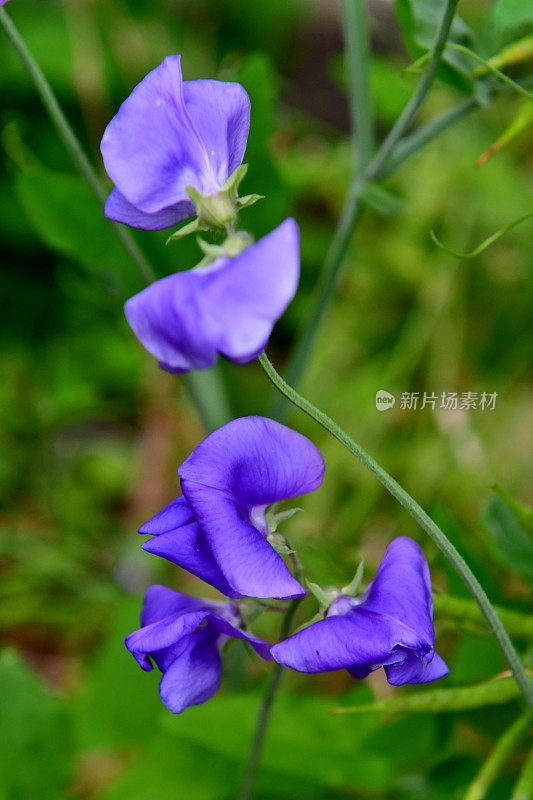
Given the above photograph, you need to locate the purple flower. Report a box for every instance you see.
[101,55,250,230]
[271,537,449,685]
[126,585,271,713]
[141,416,325,600]
[124,218,299,373]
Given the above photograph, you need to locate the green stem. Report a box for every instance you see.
[465,712,532,800]
[260,352,533,709]
[0,6,231,433]
[275,0,460,418]
[237,599,302,800]
[511,743,533,800]
[434,595,533,641]
[342,0,375,170]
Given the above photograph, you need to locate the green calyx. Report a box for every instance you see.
[166,164,263,243]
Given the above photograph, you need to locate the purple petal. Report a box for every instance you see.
[385,651,449,686]
[124,270,219,373]
[126,609,208,656]
[206,613,272,660]
[139,496,195,535]
[140,584,212,626]
[123,219,300,372]
[361,537,435,647]
[183,79,250,186]
[104,188,193,231]
[271,607,425,674]
[201,218,300,363]
[179,416,325,504]
[101,55,249,214]
[159,631,222,714]
[179,489,305,599]
[179,416,324,598]
[142,522,242,599]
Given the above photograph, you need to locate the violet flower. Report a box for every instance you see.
[101,55,250,230]
[124,218,299,373]
[141,416,325,600]
[272,537,449,685]
[126,585,271,713]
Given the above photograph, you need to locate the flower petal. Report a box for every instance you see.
[104,188,193,231]
[201,219,300,363]
[125,608,208,671]
[179,416,325,503]
[183,79,250,187]
[205,613,272,660]
[385,651,449,685]
[140,584,212,626]
[142,523,242,599]
[159,631,222,714]
[361,537,435,647]
[179,416,324,598]
[271,607,424,674]
[124,270,219,373]
[138,496,195,535]
[101,56,203,213]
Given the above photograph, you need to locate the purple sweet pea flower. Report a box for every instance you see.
[124,218,299,373]
[272,537,449,685]
[100,55,250,230]
[126,585,271,713]
[141,416,325,600]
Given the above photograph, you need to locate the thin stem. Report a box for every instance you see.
[237,599,302,800]
[364,0,460,181]
[276,0,460,418]
[0,6,231,432]
[0,6,154,283]
[261,352,533,709]
[465,712,532,800]
[342,0,375,170]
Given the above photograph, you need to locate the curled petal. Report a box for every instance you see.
[101,56,250,214]
[271,607,425,674]
[361,537,435,647]
[179,416,324,598]
[105,188,193,230]
[206,613,273,661]
[159,631,222,714]
[139,496,195,535]
[385,651,449,686]
[142,523,242,599]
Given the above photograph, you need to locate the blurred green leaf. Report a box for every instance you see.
[15,169,129,276]
[334,676,526,714]
[492,0,533,35]
[484,495,533,580]
[0,650,74,800]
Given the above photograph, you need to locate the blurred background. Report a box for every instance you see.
[1,0,532,798]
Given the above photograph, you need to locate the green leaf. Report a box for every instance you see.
[492,0,533,35]
[484,495,533,580]
[15,169,129,275]
[0,650,74,799]
[395,0,482,93]
[333,675,527,715]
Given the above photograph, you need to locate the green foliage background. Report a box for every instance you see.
[0,0,532,798]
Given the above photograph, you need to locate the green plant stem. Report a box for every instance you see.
[342,0,375,170]
[511,743,533,800]
[0,6,231,433]
[465,712,532,800]
[260,352,533,709]
[237,599,302,800]
[434,595,533,641]
[276,0,461,418]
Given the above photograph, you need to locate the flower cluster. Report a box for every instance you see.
[102,56,448,714]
